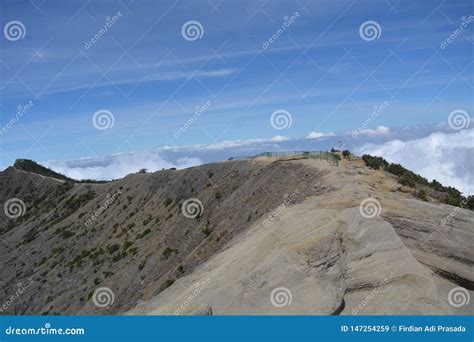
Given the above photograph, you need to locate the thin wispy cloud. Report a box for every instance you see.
[43,68,237,95]
[0,0,471,193]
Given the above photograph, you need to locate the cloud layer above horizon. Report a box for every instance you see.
[40,126,474,195]
[358,129,474,195]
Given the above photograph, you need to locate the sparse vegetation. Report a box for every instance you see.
[123,239,133,250]
[161,278,175,290]
[361,155,388,170]
[164,197,173,207]
[2,154,472,316]
[107,244,120,254]
[162,247,178,259]
[64,191,97,211]
[136,229,151,239]
[201,226,211,237]
[362,154,470,209]
[416,190,428,202]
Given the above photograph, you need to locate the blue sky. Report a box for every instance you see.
[0,0,472,176]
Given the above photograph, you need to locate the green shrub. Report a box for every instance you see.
[399,174,416,188]
[123,240,133,250]
[386,163,405,177]
[201,226,211,237]
[161,278,175,290]
[416,190,428,202]
[107,244,120,254]
[162,247,178,259]
[64,191,96,211]
[466,196,474,210]
[136,229,151,239]
[362,155,388,170]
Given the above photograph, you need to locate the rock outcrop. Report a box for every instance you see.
[1,156,472,315]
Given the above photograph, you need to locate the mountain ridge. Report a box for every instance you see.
[0,154,472,315]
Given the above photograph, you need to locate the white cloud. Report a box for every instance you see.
[201,139,266,150]
[43,152,202,181]
[46,69,236,95]
[351,125,390,137]
[36,126,473,197]
[199,137,287,150]
[358,129,474,195]
[271,135,288,142]
[306,131,335,140]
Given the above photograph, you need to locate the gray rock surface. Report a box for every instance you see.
[1,157,472,315]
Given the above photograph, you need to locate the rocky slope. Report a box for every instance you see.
[0,156,472,315]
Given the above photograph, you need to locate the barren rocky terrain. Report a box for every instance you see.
[0,155,472,315]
